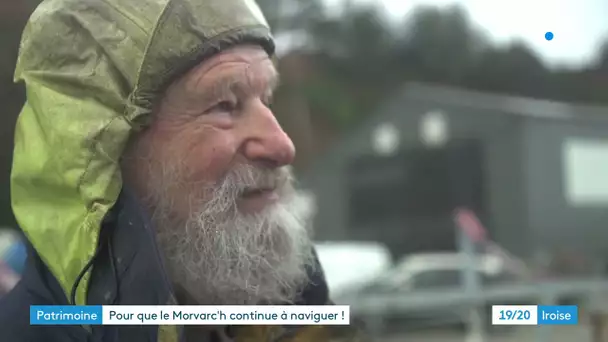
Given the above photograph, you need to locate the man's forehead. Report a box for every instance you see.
[180,45,278,91]
[193,45,275,78]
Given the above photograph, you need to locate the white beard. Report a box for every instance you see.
[150,164,316,305]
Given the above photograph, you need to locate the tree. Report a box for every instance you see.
[255,0,325,34]
[598,41,608,70]
[467,42,548,97]
[394,5,487,85]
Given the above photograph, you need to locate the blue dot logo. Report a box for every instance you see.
[545,32,554,41]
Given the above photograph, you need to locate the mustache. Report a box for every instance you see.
[201,165,293,212]
[221,164,292,195]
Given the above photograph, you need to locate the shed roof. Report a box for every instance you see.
[400,82,608,122]
[302,82,608,177]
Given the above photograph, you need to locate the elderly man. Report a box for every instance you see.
[0,0,363,341]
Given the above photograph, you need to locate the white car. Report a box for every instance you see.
[377,252,508,292]
[356,252,526,332]
[314,241,393,299]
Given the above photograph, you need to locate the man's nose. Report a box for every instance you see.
[241,103,296,167]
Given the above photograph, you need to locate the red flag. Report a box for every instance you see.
[454,207,487,243]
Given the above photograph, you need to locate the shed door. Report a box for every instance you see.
[347,139,486,255]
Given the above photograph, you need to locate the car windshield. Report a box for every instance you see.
[411,270,462,289]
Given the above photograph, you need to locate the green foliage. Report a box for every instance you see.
[256,0,608,132]
[301,77,357,128]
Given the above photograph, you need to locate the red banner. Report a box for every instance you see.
[454,207,487,243]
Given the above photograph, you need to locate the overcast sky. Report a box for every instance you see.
[323,0,608,68]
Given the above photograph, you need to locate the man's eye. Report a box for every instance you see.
[208,100,237,114]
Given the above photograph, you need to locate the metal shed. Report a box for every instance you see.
[301,82,608,265]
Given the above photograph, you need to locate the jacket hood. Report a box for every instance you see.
[11,0,274,305]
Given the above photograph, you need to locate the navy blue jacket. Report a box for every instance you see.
[0,190,333,342]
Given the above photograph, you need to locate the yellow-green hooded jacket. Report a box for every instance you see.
[0,0,367,341]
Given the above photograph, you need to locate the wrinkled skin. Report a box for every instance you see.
[122,45,315,308]
[126,45,295,216]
